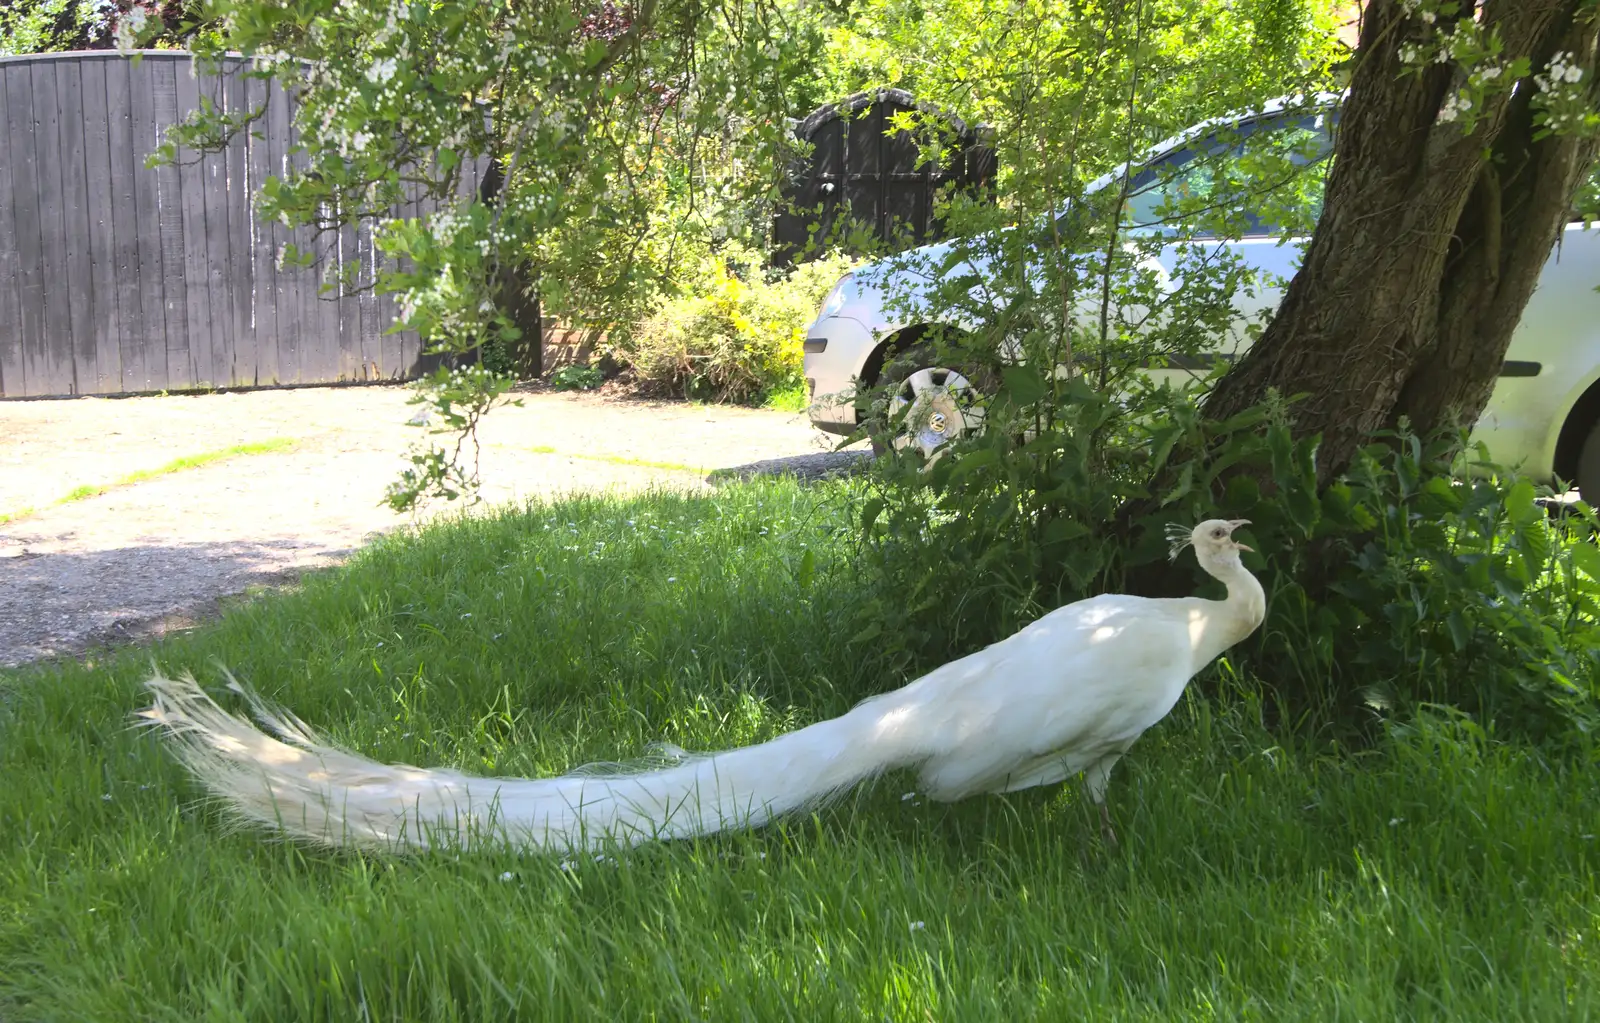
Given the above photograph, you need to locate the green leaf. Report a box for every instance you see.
[1266,424,1294,485]
[1421,475,1464,513]
[998,365,1048,407]
[861,497,886,534]
[850,621,882,646]
[947,446,999,482]
[1569,541,1600,582]
[1161,462,1195,506]
[1211,405,1272,435]
[1506,478,1538,526]
[1145,425,1183,477]
[796,548,815,589]
[1285,484,1320,536]
[1043,517,1091,545]
[1223,473,1260,512]
[1060,376,1100,406]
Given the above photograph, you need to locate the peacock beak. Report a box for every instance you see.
[1228,519,1252,552]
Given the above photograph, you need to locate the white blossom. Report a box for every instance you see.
[113,7,148,54]
[367,57,398,84]
[1437,92,1471,124]
[1538,51,1584,92]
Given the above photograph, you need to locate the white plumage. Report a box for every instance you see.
[140,519,1265,853]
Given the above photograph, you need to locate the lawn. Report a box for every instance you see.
[1,478,1596,1020]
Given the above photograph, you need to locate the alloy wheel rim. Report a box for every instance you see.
[888,367,985,457]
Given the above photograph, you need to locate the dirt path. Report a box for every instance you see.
[0,385,866,668]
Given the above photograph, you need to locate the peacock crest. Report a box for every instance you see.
[1165,521,1195,561]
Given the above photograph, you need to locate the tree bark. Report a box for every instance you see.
[478,159,545,378]
[1203,0,1600,484]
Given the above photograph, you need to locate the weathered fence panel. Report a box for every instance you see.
[0,50,469,398]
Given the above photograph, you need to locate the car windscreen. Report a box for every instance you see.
[1121,111,1336,239]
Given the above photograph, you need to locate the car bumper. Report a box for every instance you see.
[803,315,878,434]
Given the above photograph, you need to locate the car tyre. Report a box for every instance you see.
[1577,417,1600,505]
[870,341,997,458]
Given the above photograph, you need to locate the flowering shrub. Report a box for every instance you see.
[1395,0,1596,137]
[1,0,198,55]
[619,246,856,404]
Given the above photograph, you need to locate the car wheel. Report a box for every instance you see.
[872,342,994,458]
[1578,417,1600,504]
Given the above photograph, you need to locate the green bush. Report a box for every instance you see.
[549,364,604,391]
[619,245,857,404]
[854,372,1600,745]
[1229,426,1600,744]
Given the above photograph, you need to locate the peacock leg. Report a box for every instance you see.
[1083,753,1123,848]
[1097,802,1118,849]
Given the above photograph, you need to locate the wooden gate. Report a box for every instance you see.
[771,89,996,267]
[0,50,481,399]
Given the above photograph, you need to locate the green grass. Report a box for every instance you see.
[1,438,298,523]
[1,479,1597,1020]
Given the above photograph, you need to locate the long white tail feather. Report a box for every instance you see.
[139,671,925,854]
[138,520,1266,855]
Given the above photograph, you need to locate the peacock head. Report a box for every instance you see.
[1167,519,1252,566]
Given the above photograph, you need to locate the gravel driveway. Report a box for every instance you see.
[0,384,867,668]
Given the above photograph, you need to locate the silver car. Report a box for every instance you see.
[803,100,1600,494]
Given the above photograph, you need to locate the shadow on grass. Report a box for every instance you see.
[708,449,874,485]
[0,538,357,669]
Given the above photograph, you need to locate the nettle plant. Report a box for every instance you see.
[845,98,1335,655]
[130,0,807,509]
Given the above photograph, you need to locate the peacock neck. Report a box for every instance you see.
[1197,557,1267,660]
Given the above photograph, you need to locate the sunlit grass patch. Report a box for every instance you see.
[528,443,705,473]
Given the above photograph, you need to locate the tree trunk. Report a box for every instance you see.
[477,158,545,378]
[1203,0,1600,485]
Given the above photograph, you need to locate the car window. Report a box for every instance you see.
[1122,112,1336,239]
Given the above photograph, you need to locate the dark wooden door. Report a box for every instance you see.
[772,89,995,266]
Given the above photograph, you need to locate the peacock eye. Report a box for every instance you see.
[1212,529,1225,538]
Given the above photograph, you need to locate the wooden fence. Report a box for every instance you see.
[0,50,472,399]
